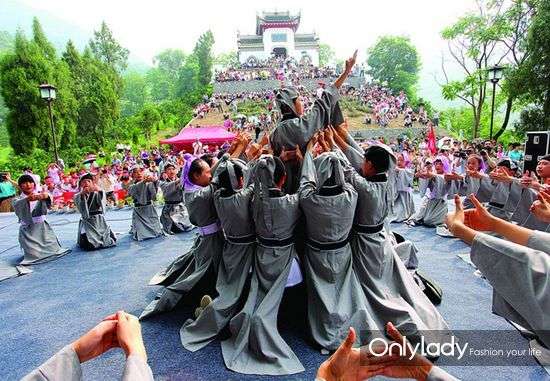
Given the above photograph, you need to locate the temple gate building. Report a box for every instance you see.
[237,11,319,66]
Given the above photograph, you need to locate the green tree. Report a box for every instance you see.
[137,103,161,141]
[122,71,149,116]
[63,41,119,148]
[215,51,238,68]
[145,68,172,102]
[440,0,513,139]
[367,36,420,96]
[193,30,215,87]
[146,49,187,102]
[0,28,77,155]
[153,49,186,78]
[32,17,56,60]
[319,43,335,67]
[0,31,14,54]
[176,56,201,99]
[515,0,550,129]
[89,21,129,74]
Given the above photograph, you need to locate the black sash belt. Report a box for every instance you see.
[258,236,294,247]
[226,234,256,245]
[164,201,181,205]
[89,211,103,216]
[489,202,504,209]
[307,237,349,250]
[134,202,152,207]
[353,223,384,234]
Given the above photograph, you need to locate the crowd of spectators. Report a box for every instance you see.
[215,56,339,83]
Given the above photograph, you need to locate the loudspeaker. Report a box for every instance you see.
[524,131,550,173]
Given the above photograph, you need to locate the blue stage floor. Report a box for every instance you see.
[0,198,549,381]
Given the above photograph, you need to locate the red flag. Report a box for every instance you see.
[427,123,437,155]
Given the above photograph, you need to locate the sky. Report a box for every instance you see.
[14,0,480,106]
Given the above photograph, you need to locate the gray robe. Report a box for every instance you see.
[159,179,193,234]
[21,345,153,381]
[74,191,116,249]
[270,84,343,194]
[463,175,493,209]
[140,184,224,319]
[509,187,550,231]
[128,181,163,241]
[511,187,538,225]
[391,168,416,223]
[341,146,451,346]
[486,181,512,220]
[180,161,255,351]
[12,195,71,265]
[298,150,380,350]
[412,175,449,227]
[470,231,550,349]
[0,261,31,282]
[221,156,305,376]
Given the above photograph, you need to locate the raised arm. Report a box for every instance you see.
[446,194,534,246]
[298,138,318,200]
[333,50,357,89]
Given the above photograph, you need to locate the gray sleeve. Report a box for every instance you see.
[21,345,82,381]
[298,151,316,200]
[342,146,365,173]
[526,231,550,254]
[270,85,341,152]
[121,355,154,381]
[427,366,460,381]
[471,233,550,338]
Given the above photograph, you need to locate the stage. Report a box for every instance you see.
[0,197,548,380]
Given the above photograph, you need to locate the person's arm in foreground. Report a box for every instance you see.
[446,194,533,246]
[316,322,458,381]
[22,311,152,381]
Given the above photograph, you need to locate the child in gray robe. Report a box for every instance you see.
[391,153,415,223]
[180,155,255,351]
[298,142,381,351]
[159,163,193,234]
[127,167,163,241]
[74,173,116,250]
[140,157,224,319]
[409,159,452,227]
[484,159,518,219]
[221,155,305,376]
[269,51,356,193]
[331,127,451,349]
[512,155,550,231]
[12,175,71,265]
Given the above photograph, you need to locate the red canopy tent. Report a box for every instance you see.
[159,126,236,151]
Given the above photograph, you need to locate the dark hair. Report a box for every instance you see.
[201,154,215,167]
[539,154,550,162]
[364,146,390,173]
[218,165,244,195]
[18,174,35,187]
[497,159,513,170]
[434,159,443,165]
[279,103,296,121]
[189,158,206,181]
[273,156,286,184]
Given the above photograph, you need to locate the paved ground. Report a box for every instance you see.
[0,198,548,381]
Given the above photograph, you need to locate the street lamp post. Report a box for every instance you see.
[488,65,504,141]
[39,84,59,164]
